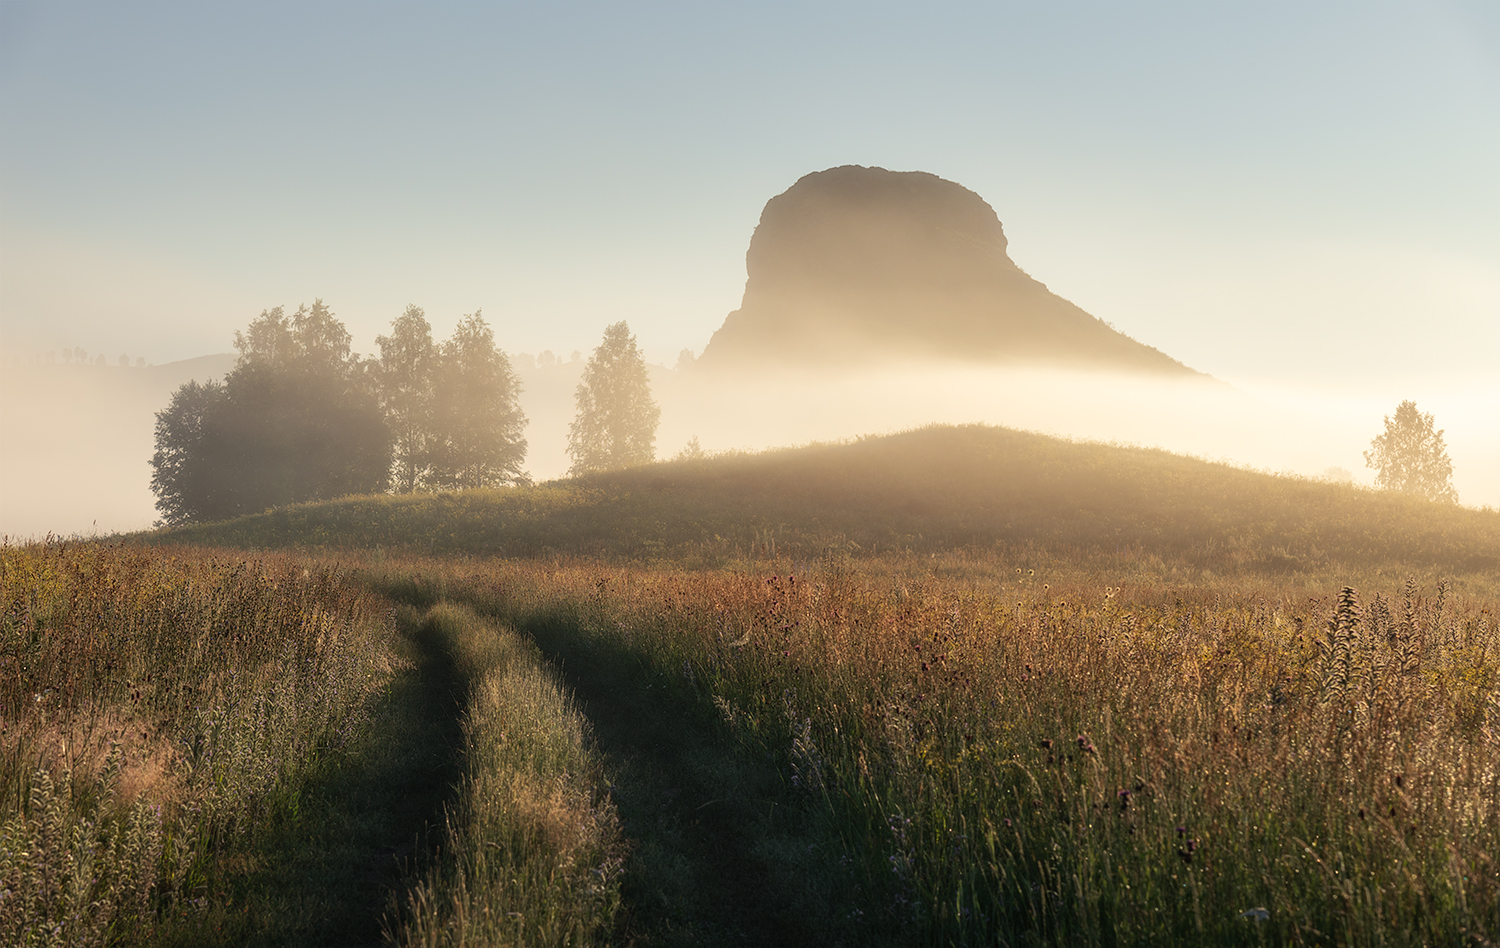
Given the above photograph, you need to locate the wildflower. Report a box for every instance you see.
[1177,837,1199,864]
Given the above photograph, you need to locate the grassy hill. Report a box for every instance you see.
[150,423,1498,587]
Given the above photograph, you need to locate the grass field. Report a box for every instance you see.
[0,542,396,944]
[6,424,1497,945]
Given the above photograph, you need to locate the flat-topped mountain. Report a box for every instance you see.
[699,165,1198,374]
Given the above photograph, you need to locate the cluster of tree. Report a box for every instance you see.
[151,304,663,526]
[151,302,529,525]
[375,305,527,492]
[510,349,581,370]
[16,348,149,368]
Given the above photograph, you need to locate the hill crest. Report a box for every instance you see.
[147,424,1497,583]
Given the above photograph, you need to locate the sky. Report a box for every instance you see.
[1,1,1498,529]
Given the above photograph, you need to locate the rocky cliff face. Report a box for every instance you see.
[698,165,1197,374]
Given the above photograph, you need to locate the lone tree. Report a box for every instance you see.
[1363,399,1457,504]
[567,321,660,475]
[428,310,528,488]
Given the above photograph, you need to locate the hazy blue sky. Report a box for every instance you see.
[2,1,1497,382]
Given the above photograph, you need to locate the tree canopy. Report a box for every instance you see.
[1363,400,1457,505]
[149,379,227,526]
[429,311,528,488]
[567,321,660,476]
[375,304,438,493]
[151,301,391,525]
[152,301,531,525]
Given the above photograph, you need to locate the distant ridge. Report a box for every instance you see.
[699,165,1199,375]
[146,352,236,386]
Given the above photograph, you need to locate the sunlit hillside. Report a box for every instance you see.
[149,423,1499,587]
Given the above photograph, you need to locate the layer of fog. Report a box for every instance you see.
[532,361,1500,506]
[4,358,1496,541]
[0,355,236,540]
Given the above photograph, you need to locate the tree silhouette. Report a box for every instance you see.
[151,301,391,524]
[150,379,228,525]
[567,321,659,475]
[428,311,527,488]
[375,305,437,492]
[674,435,705,461]
[1363,400,1457,504]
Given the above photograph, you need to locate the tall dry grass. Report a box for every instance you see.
[0,540,396,945]
[375,552,1499,945]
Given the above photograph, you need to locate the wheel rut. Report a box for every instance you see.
[183,605,466,947]
[524,623,833,948]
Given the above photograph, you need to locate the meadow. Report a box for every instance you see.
[5,423,1497,945]
[0,542,395,944]
[1,544,622,946]
[359,549,1498,946]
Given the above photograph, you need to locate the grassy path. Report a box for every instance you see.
[164,607,466,947]
[520,615,860,948]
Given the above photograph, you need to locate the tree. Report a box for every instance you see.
[674,435,705,461]
[428,311,528,488]
[150,300,391,525]
[567,321,660,475]
[375,305,437,492]
[149,379,228,525]
[1363,400,1457,504]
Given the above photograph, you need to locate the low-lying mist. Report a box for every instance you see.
[0,356,235,539]
[4,357,1495,541]
[578,363,1499,508]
